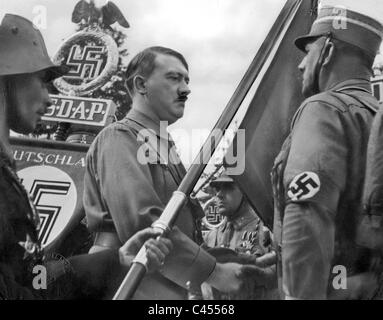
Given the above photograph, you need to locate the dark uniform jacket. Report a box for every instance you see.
[359,102,383,250]
[272,79,379,299]
[0,146,44,300]
[358,100,383,298]
[83,109,216,300]
[205,202,267,257]
[204,201,272,299]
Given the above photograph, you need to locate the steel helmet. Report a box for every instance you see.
[0,14,68,80]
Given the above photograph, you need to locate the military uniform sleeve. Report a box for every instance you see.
[364,104,383,210]
[84,126,164,239]
[282,101,347,299]
[0,266,45,300]
[358,105,383,250]
[83,126,216,287]
[0,171,44,300]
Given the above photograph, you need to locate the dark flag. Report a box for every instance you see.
[227,0,318,229]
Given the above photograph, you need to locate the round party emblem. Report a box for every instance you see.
[202,198,225,230]
[18,166,77,247]
[287,171,321,201]
[53,29,118,96]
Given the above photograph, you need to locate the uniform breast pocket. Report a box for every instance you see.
[148,163,176,203]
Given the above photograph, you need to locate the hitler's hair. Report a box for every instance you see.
[125,46,188,97]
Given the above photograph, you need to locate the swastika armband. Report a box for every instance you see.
[287,172,321,201]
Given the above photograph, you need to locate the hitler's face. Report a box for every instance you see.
[298,37,325,98]
[213,183,243,218]
[144,54,191,124]
[7,70,52,134]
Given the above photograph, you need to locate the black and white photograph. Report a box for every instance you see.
[0,0,383,306]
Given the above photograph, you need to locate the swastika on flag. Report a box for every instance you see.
[287,172,320,201]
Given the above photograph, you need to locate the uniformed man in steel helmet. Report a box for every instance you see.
[0,14,173,300]
[271,0,383,300]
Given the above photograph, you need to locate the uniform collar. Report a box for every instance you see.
[0,140,15,169]
[126,108,170,140]
[224,202,260,231]
[328,78,372,94]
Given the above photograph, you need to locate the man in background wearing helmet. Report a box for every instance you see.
[0,14,173,300]
[204,172,277,300]
[271,0,383,300]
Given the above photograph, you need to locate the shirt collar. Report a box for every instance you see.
[329,78,372,94]
[224,203,260,231]
[126,108,170,140]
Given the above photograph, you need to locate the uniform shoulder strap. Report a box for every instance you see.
[333,88,379,115]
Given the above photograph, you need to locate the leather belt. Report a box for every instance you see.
[93,232,122,249]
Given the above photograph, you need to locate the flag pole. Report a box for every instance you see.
[113,0,302,300]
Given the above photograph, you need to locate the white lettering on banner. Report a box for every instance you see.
[25,151,36,162]
[45,154,55,164]
[13,150,86,167]
[55,154,67,166]
[87,102,104,121]
[42,95,112,127]
[45,100,56,117]
[70,101,87,120]
[56,99,74,118]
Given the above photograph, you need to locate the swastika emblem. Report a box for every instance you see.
[287,172,320,201]
[206,205,222,225]
[203,199,224,230]
[53,30,118,96]
[64,45,105,80]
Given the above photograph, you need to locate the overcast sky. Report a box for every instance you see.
[0,0,287,162]
[1,0,382,166]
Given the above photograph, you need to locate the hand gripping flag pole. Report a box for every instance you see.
[113,0,305,300]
